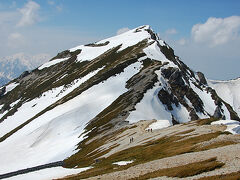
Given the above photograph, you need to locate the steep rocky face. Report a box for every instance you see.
[0,25,239,174]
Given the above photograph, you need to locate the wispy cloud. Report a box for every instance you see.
[177,38,187,45]
[116,27,130,35]
[48,0,63,12]
[56,4,63,12]
[17,0,40,27]
[47,0,55,5]
[165,28,177,35]
[192,16,240,47]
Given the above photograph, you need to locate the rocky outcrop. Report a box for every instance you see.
[18,71,30,79]
[85,41,110,47]
[197,71,207,85]
[0,87,6,97]
[213,106,222,118]
[158,89,179,111]
[50,49,81,61]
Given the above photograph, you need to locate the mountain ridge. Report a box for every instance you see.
[0,25,239,179]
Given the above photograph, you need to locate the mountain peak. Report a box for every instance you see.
[60,25,164,64]
[0,25,239,179]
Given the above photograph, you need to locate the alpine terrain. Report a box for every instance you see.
[0,25,240,179]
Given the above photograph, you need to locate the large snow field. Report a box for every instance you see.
[0,68,101,137]
[0,62,142,174]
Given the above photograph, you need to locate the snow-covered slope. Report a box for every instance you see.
[208,78,240,117]
[0,25,239,178]
[0,53,50,86]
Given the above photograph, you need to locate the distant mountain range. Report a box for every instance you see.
[0,53,50,86]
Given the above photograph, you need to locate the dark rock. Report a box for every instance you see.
[197,72,207,85]
[19,71,30,79]
[213,106,223,119]
[162,68,185,86]
[161,68,174,79]
[158,89,179,111]
[189,109,199,120]
[171,115,179,125]
[145,29,157,40]
[50,50,71,61]
[0,104,10,114]
[0,87,6,97]
[158,44,176,62]
[85,41,110,47]
[169,69,185,86]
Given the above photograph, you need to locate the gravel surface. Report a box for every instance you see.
[61,120,240,180]
[84,143,240,180]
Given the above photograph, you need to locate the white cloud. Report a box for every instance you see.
[116,27,130,35]
[7,32,25,48]
[192,16,240,47]
[177,38,187,45]
[166,28,177,35]
[17,1,40,27]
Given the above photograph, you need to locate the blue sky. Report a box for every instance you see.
[0,0,240,80]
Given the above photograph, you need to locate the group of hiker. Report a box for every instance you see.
[147,128,153,132]
[130,128,154,143]
[130,137,134,143]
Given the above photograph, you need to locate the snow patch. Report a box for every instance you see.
[143,41,169,63]
[113,160,133,166]
[126,83,172,124]
[171,103,190,123]
[190,82,216,116]
[211,119,240,134]
[146,120,171,130]
[38,57,69,70]
[10,99,21,108]
[4,82,19,94]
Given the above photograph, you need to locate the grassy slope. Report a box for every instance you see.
[60,118,238,179]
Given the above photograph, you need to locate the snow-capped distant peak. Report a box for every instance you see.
[0,53,50,86]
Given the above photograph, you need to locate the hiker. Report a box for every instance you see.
[151,128,153,132]
[131,137,134,142]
